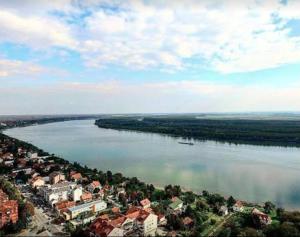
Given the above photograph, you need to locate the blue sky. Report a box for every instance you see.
[0,0,300,114]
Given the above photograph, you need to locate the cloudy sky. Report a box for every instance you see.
[0,0,300,115]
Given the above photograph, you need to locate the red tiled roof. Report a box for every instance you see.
[125,206,141,219]
[183,217,193,226]
[55,200,75,210]
[90,218,115,237]
[91,181,101,188]
[81,192,92,201]
[71,172,82,180]
[140,198,151,207]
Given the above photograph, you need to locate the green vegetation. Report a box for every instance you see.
[95,116,300,147]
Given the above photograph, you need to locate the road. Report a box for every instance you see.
[17,184,67,236]
[208,213,233,237]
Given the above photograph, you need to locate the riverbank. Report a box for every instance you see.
[95,116,300,147]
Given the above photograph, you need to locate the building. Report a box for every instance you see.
[39,182,77,206]
[110,216,134,235]
[219,206,229,216]
[136,210,158,236]
[89,218,124,237]
[30,176,45,188]
[183,217,194,228]
[81,191,93,202]
[169,197,183,212]
[126,206,158,236]
[49,171,65,184]
[65,200,107,220]
[140,198,151,209]
[252,208,272,226]
[87,181,102,193]
[54,200,75,215]
[72,186,83,202]
[233,201,244,212]
[0,190,18,228]
[70,171,82,182]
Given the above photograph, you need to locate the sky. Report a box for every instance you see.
[0,0,300,115]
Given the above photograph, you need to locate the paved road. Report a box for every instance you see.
[17,185,66,236]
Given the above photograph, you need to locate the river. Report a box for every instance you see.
[4,119,300,209]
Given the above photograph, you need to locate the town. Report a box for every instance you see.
[0,124,300,237]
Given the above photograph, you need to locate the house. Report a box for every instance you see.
[72,186,83,202]
[110,215,134,234]
[125,206,158,236]
[54,200,75,215]
[183,217,194,227]
[0,190,18,228]
[39,182,77,206]
[0,200,18,228]
[87,181,102,193]
[136,210,158,236]
[89,218,124,237]
[252,208,272,226]
[140,198,151,209]
[65,200,107,220]
[49,171,65,184]
[81,191,93,202]
[70,171,82,182]
[157,214,167,226]
[30,176,45,188]
[233,201,244,212]
[169,197,183,212]
[219,206,228,216]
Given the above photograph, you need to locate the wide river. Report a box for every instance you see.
[4,120,300,209]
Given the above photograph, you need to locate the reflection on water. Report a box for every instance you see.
[4,120,300,209]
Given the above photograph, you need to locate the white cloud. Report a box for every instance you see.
[0,7,78,50]
[0,0,300,73]
[0,58,67,78]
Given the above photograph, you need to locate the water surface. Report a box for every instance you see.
[4,120,300,209]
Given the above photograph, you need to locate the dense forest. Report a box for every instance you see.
[95,117,300,147]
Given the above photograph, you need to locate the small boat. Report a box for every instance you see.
[178,142,194,145]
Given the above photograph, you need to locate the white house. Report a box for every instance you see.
[233,201,244,212]
[66,200,107,220]
[72,186,83,202]
[136,211,158,236]
[87,181,102,193]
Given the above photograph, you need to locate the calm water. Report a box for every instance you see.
[4,120,300,209]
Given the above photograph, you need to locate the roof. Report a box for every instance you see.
[110,216,127,227]
[55,200,75,210]
[90,218,115,237]
[91,181,101,188]
[126,206,141,219]
[234,201,243,208]
[140,198,151,207]
[81,191,92,201]
[68,200,106,212]
[183,217,193,225]
[169,197,183,210]
[252,208,268,217]
[111,207,120,213]
[71,172,82,180]
[136,210,151,223]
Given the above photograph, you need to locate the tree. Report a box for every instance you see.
[227,196,236,208]
[107,170,113,183]
[184,191,195,204]
[264,201,276,214]
[276,207,285,218]
[196,200,209,212]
